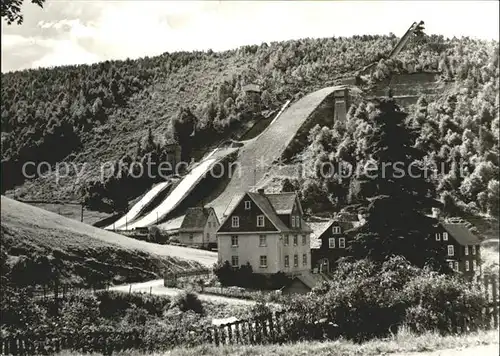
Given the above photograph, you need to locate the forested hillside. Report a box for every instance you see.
[1,33,498,221]
[295,38,499,221]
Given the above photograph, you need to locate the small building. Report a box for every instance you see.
[310,212,362,274]
[282,272,323,295]
[178,207,219,248]
[434,222,481,281]
[216,189,312,275]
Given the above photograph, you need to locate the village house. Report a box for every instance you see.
[434,221,482,281]
[216,189,312,275]
[178,207,219,248]
[310,212,363,274]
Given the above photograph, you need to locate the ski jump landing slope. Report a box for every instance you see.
[123,147,238,230]
[105,181,172,230]
[207,86,343,218]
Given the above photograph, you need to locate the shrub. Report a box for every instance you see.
[287,256,488,341]
[170,291,204,315]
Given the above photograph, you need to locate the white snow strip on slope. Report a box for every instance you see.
[106,181,171,230]
[125,157,218,230]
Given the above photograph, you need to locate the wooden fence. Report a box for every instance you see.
[0,331,143,356]
[479,275,499,330]
[208,310,334,347]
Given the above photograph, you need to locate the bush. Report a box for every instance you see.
[95,291,171,317]
[402,272,486,333]
[170,291,204,315]
[286,256,488,341]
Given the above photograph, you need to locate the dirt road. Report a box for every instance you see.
[109,279,258,306]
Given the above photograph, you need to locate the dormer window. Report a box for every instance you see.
[443,232,448,241]
[332,226,341,234]
[291,216,296,228]
[257,215,265,227]
[296,216,301,228]
[232,216,239,228]
[244,201,251,210]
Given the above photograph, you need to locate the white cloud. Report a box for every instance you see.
[1,1,499,72]
[31,39,101,68]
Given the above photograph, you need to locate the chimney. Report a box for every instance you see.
[257,188,265,195]
[432,207,441,220]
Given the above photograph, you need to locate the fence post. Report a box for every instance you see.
[234,321,240,344]
[269,313,275,343]
[213,327,219,346]
[492,277,498,329]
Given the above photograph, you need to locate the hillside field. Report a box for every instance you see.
[0,196,217,286]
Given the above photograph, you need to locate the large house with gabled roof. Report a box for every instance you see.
[216,189,312,275]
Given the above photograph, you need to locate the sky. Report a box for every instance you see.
[1,0,499,73]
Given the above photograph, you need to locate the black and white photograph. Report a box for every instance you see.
[1,1,499,355]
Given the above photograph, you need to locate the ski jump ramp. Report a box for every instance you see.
[117,147,237,230]
[206,86,343,218]
[110,86,342,231]
[105,181,172,230]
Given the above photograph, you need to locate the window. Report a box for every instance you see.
[443,232,448,241]
[284,235,289,246]
[291,216,296,228]
[472,245,476,255]
[464,245,469,256]
[329,238,335,249]
[447,245,454,256]
[332,226,341,234]
[206,233,210,241]
[259,255,267,268]
[259,235,267,247]
[294,254,298,267]
[448,261,454,270]
[257,215,265,227]
[189,234,194,240]
[293,235,298,246]
[473,260,477,271]
[465,260,470,271]
[339,238,346,249]
[302,254,307,266]
[244,201,251,210]
[435,233,441,241]
[232,216,239,228]
[454,261,459,271]
[284,255,289,267]
[231,256,239,267]
[208,222,211,228]
[296,216,301,228]
[302,235,307,246]
[231,235,238,247]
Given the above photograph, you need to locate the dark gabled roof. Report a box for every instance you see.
[247,192,289,231]
[180,207,216,231]
[219,191,309,233]
[442,223,481,246]
[310,217,362,249]
[266,193,298,215]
